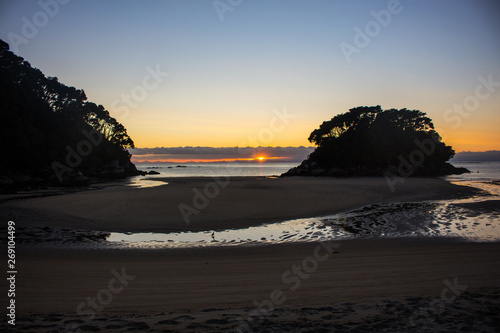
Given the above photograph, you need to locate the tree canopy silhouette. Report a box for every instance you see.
[283,106,468,177]
[0,39,140,190]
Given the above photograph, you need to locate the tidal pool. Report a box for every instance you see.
[8,180,499,249]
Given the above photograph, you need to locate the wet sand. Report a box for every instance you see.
[0,176,479,233]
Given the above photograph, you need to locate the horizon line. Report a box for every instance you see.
[130,146,499,153]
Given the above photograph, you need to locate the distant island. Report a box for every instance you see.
[282,106,470,178]
[0,39,143,192]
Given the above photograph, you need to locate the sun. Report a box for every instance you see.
[256,156,266,162]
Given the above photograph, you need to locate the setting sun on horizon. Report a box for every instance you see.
[130,155,293,164]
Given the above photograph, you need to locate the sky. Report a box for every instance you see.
[1,0,499,160]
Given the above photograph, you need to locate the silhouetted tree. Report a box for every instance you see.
[0,38,139,189]
[285,106,465,177]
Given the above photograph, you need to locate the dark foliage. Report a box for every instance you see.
[0,39,140,189]
[284,106,468,177]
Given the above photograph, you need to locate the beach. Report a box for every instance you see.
[1,176,500,332]
[0,176,480,233]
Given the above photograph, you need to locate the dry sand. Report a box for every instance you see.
[1,176,499,332]
[6,239,500,332]
[13,239,500,313]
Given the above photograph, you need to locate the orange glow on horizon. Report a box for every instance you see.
[131,156,291,163]
[441,128,500,152]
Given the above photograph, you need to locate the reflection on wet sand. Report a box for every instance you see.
[10,179,499,249]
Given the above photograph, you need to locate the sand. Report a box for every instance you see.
[0,176,480,232]
[12,238,500,312]
[1,176,499,332]
[5,239,500,332]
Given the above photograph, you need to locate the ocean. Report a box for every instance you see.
[445,161,500,196]
[135,162,297,177]
[127,161,500,193]
[124,162,298,188]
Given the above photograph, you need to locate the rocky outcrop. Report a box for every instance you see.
[281,160,470,178]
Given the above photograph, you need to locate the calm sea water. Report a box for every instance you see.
[127,161,500,192]
[138,162,297,177]
[445,161,500,196]
[125,162,297,187]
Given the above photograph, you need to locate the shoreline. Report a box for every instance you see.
[0,176,482,233]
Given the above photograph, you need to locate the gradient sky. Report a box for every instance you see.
[1,0,499,152]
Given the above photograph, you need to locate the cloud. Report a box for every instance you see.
[129,146,315,163]
[130,147,500,163]
[452,150,500,162]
